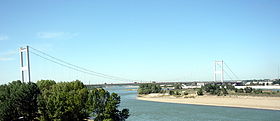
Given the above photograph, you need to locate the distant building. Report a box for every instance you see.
[232,82,243,86]
[245,81,273,86]
[181,83,203,89]
[197,83,205,87]
[259,81,273,86]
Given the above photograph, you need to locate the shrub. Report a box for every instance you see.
[253,89,263,94]
[197,88,203,96]
[225,84,236,90]
[236,88,244,93]
[175,91,180,95]
[169,90,174,95]
[244,87,253,93]
[220,87,228,96]
[174,83,182,89]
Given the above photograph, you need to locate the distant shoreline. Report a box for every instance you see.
[137,94,280,111]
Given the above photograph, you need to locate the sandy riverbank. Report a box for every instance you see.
[137,94,280,111]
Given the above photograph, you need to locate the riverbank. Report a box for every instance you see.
[137,94,280,111]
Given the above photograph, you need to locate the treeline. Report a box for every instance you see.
[273,79,280,85]
[202,84,264,96]
[202,84,230,96]
[137,83,274,97]
[235,87,263,94]
[138,83,161,94]
[0,80,129,121]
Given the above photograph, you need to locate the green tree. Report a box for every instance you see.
[202,84,229,96]
[272,79,280,85]
[220,87,228,96]
[0,81,40,121]
[203,84,220,95]
[225,84,236,90]
[38,80,89,121]
[0,84,14,121]
[36,80,56,91]
[138,83,161,94]
[87,88,129,121]
[1,80,129,121]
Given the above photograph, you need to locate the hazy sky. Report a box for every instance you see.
[1,0,280,84]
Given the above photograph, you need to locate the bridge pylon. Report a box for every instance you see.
[214,60,224,83]
[19,46,31,82]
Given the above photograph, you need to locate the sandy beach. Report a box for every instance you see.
[137,94,280,111]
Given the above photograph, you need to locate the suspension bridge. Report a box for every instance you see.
[19,46,241,87]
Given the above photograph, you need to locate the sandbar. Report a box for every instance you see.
[137,94,280,111]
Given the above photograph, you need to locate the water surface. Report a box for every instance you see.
[105,86,280,121]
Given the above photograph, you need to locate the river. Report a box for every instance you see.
[105,86,280,121]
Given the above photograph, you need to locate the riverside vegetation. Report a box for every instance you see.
[0,80,129,121]
[138,83,280,97]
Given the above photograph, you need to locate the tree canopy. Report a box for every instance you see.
[138,83,162,94]
[0,80,129,121]
[203,84,228,96]
[174,83,182,89]
[0,80,40,121]
[88,88,129,121]
[273,79,280,85]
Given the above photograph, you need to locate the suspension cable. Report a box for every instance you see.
[29,48,135,82]
[224,62,239,80]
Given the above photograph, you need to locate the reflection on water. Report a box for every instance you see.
[105,86,280,121]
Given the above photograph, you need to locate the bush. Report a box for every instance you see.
[160,90,167,94]
[253,89,263,94]
[169,90,174,95]
[220,87,228,96]
[226,84,236,90]
[244,87,253,93]
[183,91,189,95]
[236,88,244,93]
[197,88,203,95]
[174,83,182,89]
[175,91,180,95]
